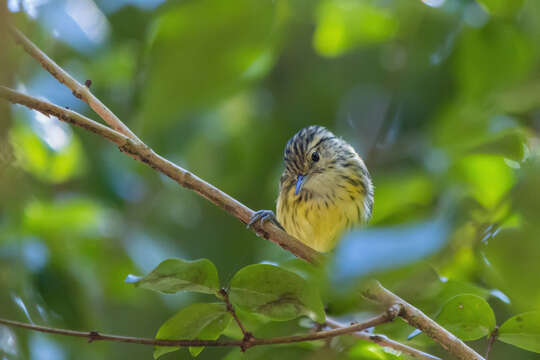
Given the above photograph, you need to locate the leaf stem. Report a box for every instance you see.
[218,288,253,351]
[485,327,498,360]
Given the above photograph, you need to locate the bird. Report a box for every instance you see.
[249,125,374,252]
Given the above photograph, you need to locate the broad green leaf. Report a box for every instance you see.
[499,311,540,353]
[128,258,219,294]
[154,303,232,359]
[229,264,325,322]
[436,294,496,341]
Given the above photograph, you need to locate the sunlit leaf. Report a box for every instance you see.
[435,294,496,341]
[499,311,540,353]
[457,154,514,209]
[153,303,231,358]
[129,258,219,295]
[313,0,397,57]
[9,123,85,183]
[23,198,102,236]
[229,264,325,322]
[349,341,401,359]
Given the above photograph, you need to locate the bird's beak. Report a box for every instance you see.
[295,174,306,195]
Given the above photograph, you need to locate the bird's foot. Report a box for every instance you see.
[247,210,284,230]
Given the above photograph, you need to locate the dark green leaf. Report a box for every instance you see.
[229,264,325,322]
[436,294,496,341]
[154,303,232,359]
[499,311,540,353]
[128,258,219,294]
[465,129,525,161]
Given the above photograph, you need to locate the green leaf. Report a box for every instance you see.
[229,264,325,322]
[436,294,496,341]
[141,0,285,131]
[499,311,540,353]
[154,303,232,359]
[465,129,525,161]
[128,258,219,294]
[477,0,524,16]
[349,341,401,359]
[313,0,397,57]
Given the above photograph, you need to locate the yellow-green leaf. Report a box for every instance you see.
[127,258,219,294]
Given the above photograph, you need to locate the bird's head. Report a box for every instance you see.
[281,125,367,197]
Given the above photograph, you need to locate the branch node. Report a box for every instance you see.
[72,89,82,99]
[85,79,92,88]
[485,326,499,360]
[88,331,100,343]
[386,303,403,320]
[241,332,255,352]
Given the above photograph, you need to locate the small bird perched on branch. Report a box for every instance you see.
[250,125,373,252]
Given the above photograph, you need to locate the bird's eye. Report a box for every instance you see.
[311,152,320,162]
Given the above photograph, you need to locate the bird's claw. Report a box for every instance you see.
[247,210,284,230]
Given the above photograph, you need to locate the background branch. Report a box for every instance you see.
[362,281,485,360]
[8,25,140,141]
[326,318,442,360]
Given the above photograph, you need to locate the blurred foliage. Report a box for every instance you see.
[2,0,540,359]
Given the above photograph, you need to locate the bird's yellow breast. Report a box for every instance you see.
[276,173,367,252]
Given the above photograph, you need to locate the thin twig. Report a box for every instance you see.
[218,288,253,351]
[485,327,498,360]
[326,318,442,360]
[8,25,140,141]
[362,281,485,360]
[0,86,322,265]
[0,310,394,350]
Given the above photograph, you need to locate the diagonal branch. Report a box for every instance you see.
[362,281,485,360]
[8,25,140,141]
[0,86,322,264]
[326,318,442,360]
[0,310,395,350]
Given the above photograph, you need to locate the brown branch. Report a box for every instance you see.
[0,310,395,350]
[485,327,498,360]
[8,25,139,141]
[0,85,322,264]
[362,281,485,360]
[326,318,442,360]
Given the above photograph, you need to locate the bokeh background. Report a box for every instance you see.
[2,0,540,359]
